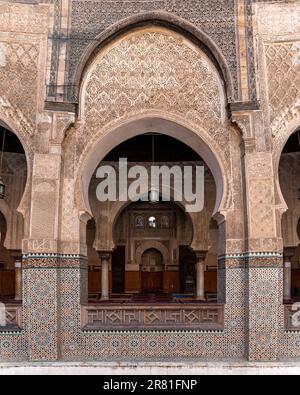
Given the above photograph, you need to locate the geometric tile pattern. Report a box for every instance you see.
[23,266,59,361]
[0,255,293,362]
[247,267,283,361]
[1,0,299,365]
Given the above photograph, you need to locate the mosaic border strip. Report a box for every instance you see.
[218,252,283,260]
[22,253,88,260]
[22,254,89,269]
[0,331,22,335]
[82,330,225,334]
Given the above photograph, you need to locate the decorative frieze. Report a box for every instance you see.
[0,304,22,331]
[82,304,224,331]
[0,3,49,35]
[218,252,283,268]
[22,254,88,269]
[284,305,300,332]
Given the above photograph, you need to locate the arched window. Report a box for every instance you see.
[148,216,157,229]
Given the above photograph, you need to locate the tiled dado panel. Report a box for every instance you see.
[23,267,59,361]
[279,333,300,360]
[248,266,283,361]
[22,255,88,361]
[280,307,300,359]
[71,266,248,361]
[2,255,299,362]
[0,334,27,362]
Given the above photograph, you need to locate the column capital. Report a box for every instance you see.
[97,251,112,261]
[194,251,207,262]
[283,247,296,260]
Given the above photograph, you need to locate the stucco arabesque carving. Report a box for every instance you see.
[51,113,76,146]
[0,96,33,142]
[73,28,234,217]
[231,111,256,154]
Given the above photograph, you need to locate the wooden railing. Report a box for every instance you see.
[82,303,224,331]
[0,303,22,330]
[284,304,300,331]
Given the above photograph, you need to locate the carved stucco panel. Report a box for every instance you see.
[249,178,276,239]
[264,42,300,148]
[81,29,225,138]
[247,153,276,240]
[33,154,61,180]
[0,3,49,35]
[30,180,57,240]
[61,178,80,244]
[0,40,40,137]
[256,2,300,38]
[73,27,233,216]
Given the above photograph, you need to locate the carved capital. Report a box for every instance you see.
[243,137,257,154]
[194,251,208,263]
[231,111,254,139]
[98,251,112,261]
[283,247,296,260]
[51,112,75,145]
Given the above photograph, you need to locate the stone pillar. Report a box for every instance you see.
[23,151,62,362]
[241,141,282,361]
[21,113,76,362]
[99,252,111,300]
[283,247,295,302]
[14,259,22,301]
[195,251,207,300]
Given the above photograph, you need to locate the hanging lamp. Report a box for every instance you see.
[149,134,159,204]
[0,128,6,199]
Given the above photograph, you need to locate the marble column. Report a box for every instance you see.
[14,259,22,301]
[283,247,295,302]
[195,251,207,300]
[99,252,111,301]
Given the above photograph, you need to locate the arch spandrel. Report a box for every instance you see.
[80,27,227,138]
[74,12,235,102]
[71,26,233,220]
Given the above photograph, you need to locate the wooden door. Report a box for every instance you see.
[112,246,125,294]
[179,246,196,293]
[141,271,164,294]
[141,249,164,294]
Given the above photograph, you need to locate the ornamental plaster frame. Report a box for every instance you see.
[71,11,235,104]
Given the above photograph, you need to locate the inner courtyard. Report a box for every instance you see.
[0,0,300,365]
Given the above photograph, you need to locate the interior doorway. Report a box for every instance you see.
[112,246,125,294]
[141,249,164,294]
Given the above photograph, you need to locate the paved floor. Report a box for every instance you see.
[1,361,300,375]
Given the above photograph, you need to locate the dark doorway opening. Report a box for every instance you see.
[112,246,125,294]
